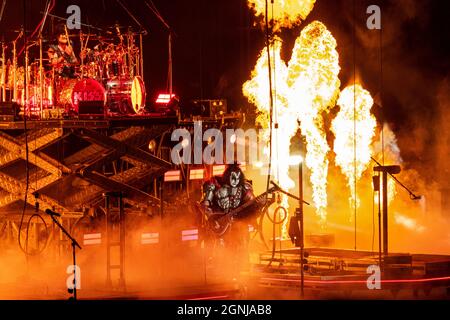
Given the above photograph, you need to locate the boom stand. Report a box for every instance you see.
[373,165,401,259]
[273,160,310,299]
[49,214,82,300]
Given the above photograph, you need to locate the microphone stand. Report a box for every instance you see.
[272,174,310,298]
[49,213,82,300]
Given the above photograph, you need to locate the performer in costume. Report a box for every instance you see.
[200,163,265,275]
[47,24,78,79]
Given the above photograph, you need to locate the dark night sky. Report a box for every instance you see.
[0,0,449,184]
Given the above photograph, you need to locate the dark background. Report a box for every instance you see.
[0,0,449,186]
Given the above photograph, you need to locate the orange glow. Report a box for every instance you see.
[331,84,377,212]
[247,0,316,30]
[244,21,340,229]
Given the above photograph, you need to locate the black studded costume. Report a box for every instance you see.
[201,164,258,222]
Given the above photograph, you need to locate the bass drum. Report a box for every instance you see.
[106,76,146,114]
[58,78,106,114]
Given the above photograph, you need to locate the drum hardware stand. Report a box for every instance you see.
[24,41,38,118]
[43,12,105,32]
[38,0,52,120]
[144,0,174,95]
[126,28,138,79]
[0,11,5,100]
[115,0,148,81]
[24,44,29,117]
[12,28,24,103]
[139,30,144,80]
[39,35,44,119]
[1,40,6,102]
[79,30,91,80]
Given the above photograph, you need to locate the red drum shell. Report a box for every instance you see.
[71,79,106,113]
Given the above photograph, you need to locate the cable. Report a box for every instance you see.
[17,0,30,255]
[266,206,288,267]
[25,214,50,256]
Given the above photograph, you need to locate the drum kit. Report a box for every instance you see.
[0,25,147,119]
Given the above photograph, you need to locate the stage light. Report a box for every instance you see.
[155,93,176,104]
[181,138,190,148]
[189,168,205,180]
[148,139,157,152]
[83,233,102,246]
[254,161,264,168]
[181,229,199,241]
[288,155,303,166]
[213,165,226,176]
[141,232,159,245]
[229,133,237,144]
[164,170,181,182]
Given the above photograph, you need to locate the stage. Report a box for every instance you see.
[0,0,449,302]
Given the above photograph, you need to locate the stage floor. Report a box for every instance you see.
[1,247,449,300]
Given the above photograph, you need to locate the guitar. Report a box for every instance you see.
[197,184,280,237]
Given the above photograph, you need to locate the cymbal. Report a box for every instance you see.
[12,29,32,33]
[106,25,131,30]
[82,35,115,41]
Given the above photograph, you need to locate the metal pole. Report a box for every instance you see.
[139,33,144,81]
[12,41,17,102]
[1,42,5,102]
[119,192,125,289]
[105,194,111,287]
[39,36,44,119]
[299,160,304,298]
[382,171,388,256]
[168,32,172,96]
[378,173,382,269]
[25,47,29,117]
[72,242,77,300]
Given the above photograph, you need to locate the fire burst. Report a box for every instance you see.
[331,84,377,212]
[287,21,341,224]
[242,39,295,191]
[243,21,341,224]
[242,39,295,236]
[247,0,316,30]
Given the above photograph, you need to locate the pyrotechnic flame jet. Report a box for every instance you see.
[244,21,341,226]
[247,0,317,30]
[331,84,377,216]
